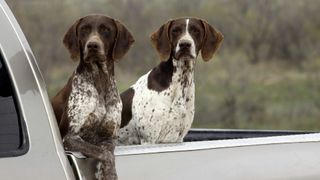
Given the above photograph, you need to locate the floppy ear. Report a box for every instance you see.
[112,20,135,61]
[63,18,82,61]
[200,20,224,61]
[150,20,172,61]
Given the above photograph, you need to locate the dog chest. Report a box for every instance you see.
[67,73,121,136]
[132,70,195,143]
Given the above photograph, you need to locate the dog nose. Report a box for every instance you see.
[179,41,191,49]
[87,42,99,50]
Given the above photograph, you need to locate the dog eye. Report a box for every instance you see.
[172,27,182,34]
[99,25,110,34]
[190,26,200,34]
[80,26,91,36]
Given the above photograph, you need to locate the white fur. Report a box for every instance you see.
[67,67,122,137]
[118,59,195,145]
[175,19,196,58]
[68,72,100,133]
[95,162,102,180]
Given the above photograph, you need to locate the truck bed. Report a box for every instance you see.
[67,129,319,180]
[183,128,314,141]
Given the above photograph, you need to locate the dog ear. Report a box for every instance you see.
[150,20,172,61]
[63,18,82,61]
[112,20,135,61]
[200,19,224,61]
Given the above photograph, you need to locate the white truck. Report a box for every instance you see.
[0,1,320,179]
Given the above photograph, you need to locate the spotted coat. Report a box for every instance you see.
[118,18,223,145]
[67,65,122,143]
[118,58,195,144]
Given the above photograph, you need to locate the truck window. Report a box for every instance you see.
[0,53,28,157]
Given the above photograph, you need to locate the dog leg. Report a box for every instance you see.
[95,139,117,180]
[64,134,118,180]
[63,134,111,161]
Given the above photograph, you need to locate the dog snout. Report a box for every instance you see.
[83,35,106,62]
[179,41,191,49]
[86,35,104,52]
[87,41,99,50]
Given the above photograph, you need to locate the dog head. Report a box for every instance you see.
[151,18,223,61]
[63,15,134,65]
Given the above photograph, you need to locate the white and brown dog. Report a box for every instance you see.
[51,15,134,180]
[118,18,223,145]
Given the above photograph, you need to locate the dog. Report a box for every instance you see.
[118,17,223,145]
[51,15,134,180]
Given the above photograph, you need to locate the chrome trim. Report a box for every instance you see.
[115,132,320,156]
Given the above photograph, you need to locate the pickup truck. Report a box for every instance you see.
[1,1,320,179]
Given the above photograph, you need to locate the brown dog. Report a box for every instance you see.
[51,15,134,180]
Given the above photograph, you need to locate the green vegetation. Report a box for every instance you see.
[193,55,320,130]
[7,0,320,130]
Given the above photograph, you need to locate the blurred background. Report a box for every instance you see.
[7,0,320,130]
